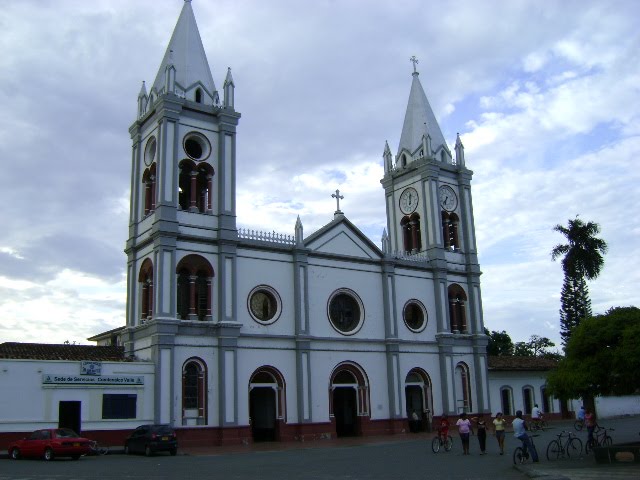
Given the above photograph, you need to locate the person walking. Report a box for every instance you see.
[512,410,539,462]
[492,412,506,455]
[456,412,472,455]
[585,407,596,446]
[472,415,487,454]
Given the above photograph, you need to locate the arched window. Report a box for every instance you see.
[447,284,468,333]
[442,212,460,250]
[178,160,214,213]
[500,386,514,416]
[182,358,207,425]
[401,213,422,252]
[142,163,157,216]
[195,88,203,104]
[176,255,214,321]
[138,258,153,324]
[523,386,534,414]
[541,386,552,414]
[400,153,407,168]
[454,362,472,413]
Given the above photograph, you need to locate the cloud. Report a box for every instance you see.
[0,0,639,348]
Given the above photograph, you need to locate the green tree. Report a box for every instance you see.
[559,275,592,346]
[484,329,514,356]
[551,217,607,347]
[513,335,559,358]
[546,307,640,401]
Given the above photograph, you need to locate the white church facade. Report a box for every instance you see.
[0,1,510,449]
[109,0,490,446]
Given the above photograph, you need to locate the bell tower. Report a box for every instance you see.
[124,0,241,330]
[380,60,478,262]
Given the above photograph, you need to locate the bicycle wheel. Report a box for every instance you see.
[567,437,582,457]
[540,420,547,431]
[546,440,560,461]
[585,439,593,455]
[444,435,453,452]
[603,435,613,447]
[98,445,109,455]
[574,420,583,431]
[431,436,441,453]
[513,446,527,465]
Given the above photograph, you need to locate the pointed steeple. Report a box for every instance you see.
[295,216,304,245]
[151,1,216,98]
[137,81,148,118]
[455,132,465,167]
[383,140,393,173]
[381,228,390,254]
[397,64,448,161]
[223,67,235,109]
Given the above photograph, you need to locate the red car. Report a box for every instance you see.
[9,428,92,461]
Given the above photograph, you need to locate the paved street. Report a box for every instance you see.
[1,417,639,479]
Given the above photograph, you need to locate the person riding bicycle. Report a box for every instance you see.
[512,410,539,462]
[577,405,585,422]
[531,404,543,427]
[438,415,450,441]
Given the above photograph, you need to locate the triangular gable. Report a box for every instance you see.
[304,216,382,260]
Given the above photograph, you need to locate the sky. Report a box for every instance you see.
[1,0,638,349]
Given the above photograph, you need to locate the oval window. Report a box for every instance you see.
[403,300,427,332]
[328,289,364,335]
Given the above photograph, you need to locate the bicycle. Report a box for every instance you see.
[88,440,109,456]
[431,431,453,453]
[574,418,584,431]
[585,425,614,454]
[513,434,539,465]
[546,430,582,460]
[530,417,547,431]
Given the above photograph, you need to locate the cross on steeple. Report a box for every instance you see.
[410,55,419,73]
[331,189,344,214]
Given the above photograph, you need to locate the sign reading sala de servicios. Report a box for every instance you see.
[42,374,144,385]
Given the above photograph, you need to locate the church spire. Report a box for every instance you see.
[151,0,217,98]
[397,58,448,162]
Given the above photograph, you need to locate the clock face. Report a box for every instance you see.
[399,187,419,214]
[439,185,458,211]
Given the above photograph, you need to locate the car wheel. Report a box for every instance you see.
[44,448,54,461]
[10,448,20,460]
[145,445,153,457]
[170,448,177,456]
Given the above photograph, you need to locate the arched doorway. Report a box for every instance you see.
[330,362,369,438]
[405,368,433,432]
[249,367,285,442]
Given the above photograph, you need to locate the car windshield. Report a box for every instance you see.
[55,428,79,438]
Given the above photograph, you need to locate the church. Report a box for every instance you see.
[0,0,509,449]
[106,0,490,445]
[92,1,490,443]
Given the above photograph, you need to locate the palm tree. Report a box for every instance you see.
[551,216,607,346]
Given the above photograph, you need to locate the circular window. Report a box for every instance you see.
[183,132,211,161]
[403,300,427,332]
[327,289,364,335]
[248,285,281,324]
[144,136,157,166]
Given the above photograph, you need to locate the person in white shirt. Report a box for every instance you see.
[512,410,539,462]
[532,404,542,419]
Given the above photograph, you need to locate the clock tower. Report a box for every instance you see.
[380,65,478,263]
